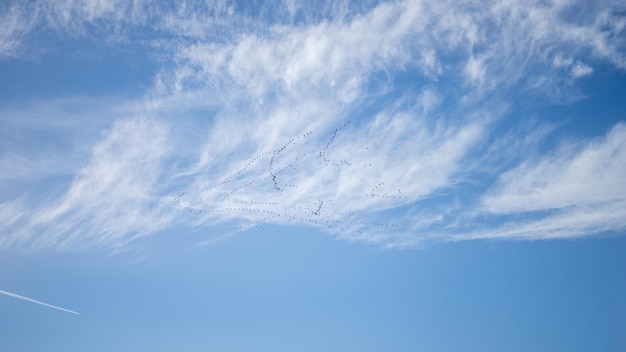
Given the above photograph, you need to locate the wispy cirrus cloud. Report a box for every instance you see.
[0,3,38,59]
[483,123,626,214]
[172,95,486,245]
[1,0,625,251]
[450,123,626,241]
[0,117,173,251]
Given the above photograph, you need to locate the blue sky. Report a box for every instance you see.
[1,0,625,351]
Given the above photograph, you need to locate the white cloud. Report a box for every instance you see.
[464,56,486,85]
[553,55,574,68]
[166,0,429,102]
[0,117,174,251]
[0,4,38,59]
[483,123,626,214]
[172,0,622,99]
[170,99,486,246]
[552,55,594,78]
[571,62,593,77]
[419,49,442,79]
[458,123,626,240]
[0,96,146,185]
[453,200,626,241]
[2,0,626,250]
[0,201,27,236]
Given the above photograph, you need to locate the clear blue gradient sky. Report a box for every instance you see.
[1,1,625,351]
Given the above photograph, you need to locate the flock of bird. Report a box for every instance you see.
[174,122,428,238]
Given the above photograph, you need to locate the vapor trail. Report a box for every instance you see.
[0,289,80,315]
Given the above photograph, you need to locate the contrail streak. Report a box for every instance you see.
[0,289,80,315]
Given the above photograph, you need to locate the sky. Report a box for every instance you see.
[0,0,625,351]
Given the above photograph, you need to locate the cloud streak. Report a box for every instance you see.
[452,123,626,241]
[0,289,80,315]
[1,117,173,251]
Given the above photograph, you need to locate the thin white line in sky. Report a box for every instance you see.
[0,289,80,315]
